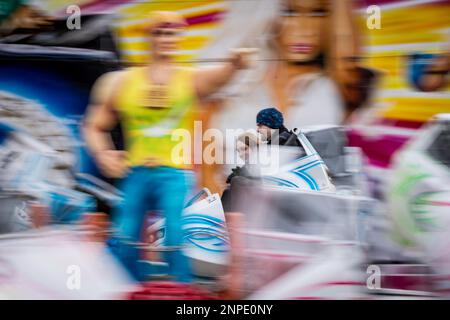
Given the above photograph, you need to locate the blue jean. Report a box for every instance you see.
[108,166,194,282]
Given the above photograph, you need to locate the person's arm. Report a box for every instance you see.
[1,4,53,35]
[193,48,256,100]
[82,71,129,178]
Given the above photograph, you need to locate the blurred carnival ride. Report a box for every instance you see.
[1,121,449,299]
[0,0,449,300]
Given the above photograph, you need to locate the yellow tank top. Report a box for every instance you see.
[115,66,197,169]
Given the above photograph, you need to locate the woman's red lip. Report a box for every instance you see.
[289,43,314,53]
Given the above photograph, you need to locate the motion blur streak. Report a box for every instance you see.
[0,0,448,300]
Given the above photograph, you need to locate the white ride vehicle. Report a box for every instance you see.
[147,126,368,284]
[260,131,336,192]
[387,114,450,296]
[388,114,450,250]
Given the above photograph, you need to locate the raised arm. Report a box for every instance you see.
[82,71,129,178]
[193,48,256,100]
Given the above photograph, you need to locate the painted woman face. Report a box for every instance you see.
[276,0,330,63]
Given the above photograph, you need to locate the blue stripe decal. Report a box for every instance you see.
[292,162,324,190]
[295,162,324,173]
[181,214,229,253]
[293,153,319,163]
[291,171,318,190]
[185,238,229,253]
[300,171,319,190]
[263,176,299,188]
[183,214,224,224]
[293,160,323,171]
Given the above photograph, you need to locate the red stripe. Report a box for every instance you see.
[309,281,365,288]
[428,201,450,207]
[376,118,425,130]
[55,0,134,16]
[78,0,135,12]
[185,10,226,26]
[290,280,365,298]
[356,0,449,8]
[290,281,365,299]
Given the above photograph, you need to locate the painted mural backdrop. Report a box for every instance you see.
[350,0,450,193]
[2,0,449,192]
[37,0,227,63]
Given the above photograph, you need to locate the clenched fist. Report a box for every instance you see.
[95,150,129,178]
[229,48,258,70]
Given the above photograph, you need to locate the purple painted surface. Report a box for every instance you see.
[347,129,410,168]
[56,0,136,15]
[185,11,226,26]
[356,0,448,8]
[376,118,425,130]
